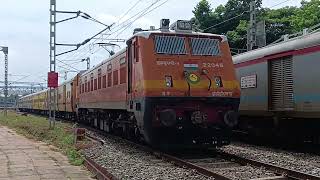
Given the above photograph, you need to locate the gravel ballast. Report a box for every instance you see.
[220,143,320,177]
[83,135,214,180]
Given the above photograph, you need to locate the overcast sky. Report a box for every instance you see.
[0,0,303,84]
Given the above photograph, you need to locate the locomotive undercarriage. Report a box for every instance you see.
[140,97,240,149]
[77,109,142,140]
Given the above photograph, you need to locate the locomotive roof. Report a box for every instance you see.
[81,30,228,77]
[131,30,228,42]
[233,31,320,64]
[81,48,126,77]
[20,89,48,99]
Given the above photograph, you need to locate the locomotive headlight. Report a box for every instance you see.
[165,76,173,87]
[214,76,223,87]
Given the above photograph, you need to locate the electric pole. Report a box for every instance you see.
[48,0,113,129]
[82,57,90,70]
[0,46,8,117]
[247,0,257,51]
[49,0,57,129]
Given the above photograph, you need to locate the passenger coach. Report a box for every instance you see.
[234,30,320,143]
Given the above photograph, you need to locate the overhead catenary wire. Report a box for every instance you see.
[115,0,169,37]
[67,0,160,60]
[202,11,248,32]
[116,0,143,24]
[85,0,168,56]
[56,0,145,64]
[56,59,79,72]
[64,0,165,63]
[57,0,168,73]
[201,0,294,32]
[268,0,292,9]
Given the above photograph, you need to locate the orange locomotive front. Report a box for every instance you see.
[77,19,240,148]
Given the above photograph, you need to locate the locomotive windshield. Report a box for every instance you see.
[190,38,221,56]
[154,35,221,56]
[154,35,187,55]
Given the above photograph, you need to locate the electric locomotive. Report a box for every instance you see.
[77,19,240,148]
[19,19,240,148]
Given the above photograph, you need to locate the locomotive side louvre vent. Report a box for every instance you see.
[154,36,187,55]
[270,56,294,111]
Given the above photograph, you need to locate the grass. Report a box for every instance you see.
[0,111,84,166]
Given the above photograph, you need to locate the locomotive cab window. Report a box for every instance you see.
[190,38,221,56]
[154,35,187,55]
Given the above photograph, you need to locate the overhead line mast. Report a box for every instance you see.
[247,0,257,51]
[0,46,8,117]
[49,0,114,129]
[49,0,57,129]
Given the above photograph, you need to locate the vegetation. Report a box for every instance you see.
[0,111,83,166]
[192,0,320,51]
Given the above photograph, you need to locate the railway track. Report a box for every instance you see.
[84,127,320,180]
[17,113,320,180]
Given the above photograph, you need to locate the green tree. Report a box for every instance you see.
[291,0,320,31]
[192,0,262,50]
[260,6,298,44]
[226,20,248,50]
[192,0,320,51]
[192,0,215,31]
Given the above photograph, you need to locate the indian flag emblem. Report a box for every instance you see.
[188,73,200,84]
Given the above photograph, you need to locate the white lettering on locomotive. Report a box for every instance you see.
[212,91,233,97]
[156,60,180,66]
[203,62,224,68]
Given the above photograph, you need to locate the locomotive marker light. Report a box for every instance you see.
[214,76,223,87]
[170,20,192,32]
[165,76,173,87]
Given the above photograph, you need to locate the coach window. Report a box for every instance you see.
[82,83,84,94]
[102,75,107,88]
[84,77,87,93]
[94,78,97,90]
[98,68,102,89]
[107,63,112,87]
[120,57,126,84]
[113,70,119,86]
[90,73,94,91]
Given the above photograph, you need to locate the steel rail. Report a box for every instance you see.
[84,129,233,180]
[157,153,233,180]
[218,151,320,180]
[84,156,118,180]
[20,113,319,180]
